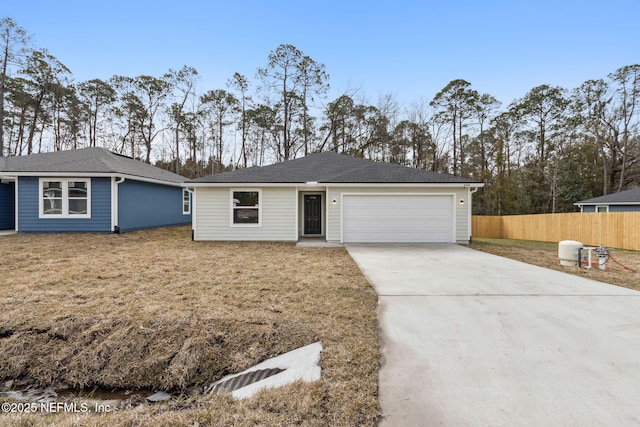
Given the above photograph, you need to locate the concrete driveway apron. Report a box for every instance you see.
[346,244,640,427]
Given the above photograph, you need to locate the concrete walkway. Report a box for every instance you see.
[346,244,640,427]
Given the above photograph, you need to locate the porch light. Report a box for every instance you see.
[332,198,337,205]
[459,198,465,206]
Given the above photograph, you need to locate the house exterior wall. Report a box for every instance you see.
[194,186,297,241]
[0,182,15,230]
[325,186,471,243]
[118,179,190,232]
[609,205,640,212]
[583,204,640,213]
[17,176,111,232]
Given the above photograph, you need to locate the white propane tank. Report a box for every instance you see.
[558,240,584,266]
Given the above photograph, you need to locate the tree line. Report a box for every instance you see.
[1,17,639,215]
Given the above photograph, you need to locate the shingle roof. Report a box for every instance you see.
[576,187,640,205]
[189,151,481,184]
[0,147,186,184]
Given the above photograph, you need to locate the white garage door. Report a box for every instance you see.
[342,195,454,243]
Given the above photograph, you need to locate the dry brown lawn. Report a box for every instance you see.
[468,238,640,291]
[0,226,380,426]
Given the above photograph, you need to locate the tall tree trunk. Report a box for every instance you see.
[282,77,288,160]
[0,42,8,156]
[452,113,458,175]
[241,106,247,168]
[26,94,45,155]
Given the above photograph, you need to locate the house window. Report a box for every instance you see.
[595,205,608,213]
[183,190,191,215]
[232,190,260,226]
[40,179,91,218]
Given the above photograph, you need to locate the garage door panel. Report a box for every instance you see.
[342,195,453,243]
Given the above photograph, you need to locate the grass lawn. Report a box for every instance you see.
[0,226,380,426]
[468,238,640,291]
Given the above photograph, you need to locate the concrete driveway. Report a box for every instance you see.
[346,244,640,427]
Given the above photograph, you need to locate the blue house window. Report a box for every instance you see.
[39,179,91,218]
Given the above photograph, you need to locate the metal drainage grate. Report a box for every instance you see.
[208,368,285,394]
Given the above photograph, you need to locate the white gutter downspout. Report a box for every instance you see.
[112,176,125,233]
[14,177,18,232]
[185,187,195,240]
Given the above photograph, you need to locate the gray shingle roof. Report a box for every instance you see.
[189,151,481,184]
[0,147,186,184]
[576,187,640,204]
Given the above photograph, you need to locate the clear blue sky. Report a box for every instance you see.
[4,0,639,108]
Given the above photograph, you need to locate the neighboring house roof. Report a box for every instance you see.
[575,187,640,205]
[0,147,186,184]
[189,151,483,185]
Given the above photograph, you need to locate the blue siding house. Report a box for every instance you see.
[0,148,191,232]
[575,187,640,213]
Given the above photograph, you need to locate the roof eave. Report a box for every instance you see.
[575,201,640,206]
[186,181,484,187]
[6,171,184,187]
[116,174,185,187]
[325,182,484,187]
[8,171,116,178]
[187,182,306,187]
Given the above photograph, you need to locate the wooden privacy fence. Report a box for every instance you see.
[472,212,640,251]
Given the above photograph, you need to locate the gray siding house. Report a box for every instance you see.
[0,148,191,233]
[187,152,483,244]
[575,188,640,212]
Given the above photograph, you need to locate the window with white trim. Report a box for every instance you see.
[595,205,608,213]
[183,189,191,215]
[231,190,261,226]
[40,179,91,218]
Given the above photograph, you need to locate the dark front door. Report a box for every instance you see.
[304,195,322,235]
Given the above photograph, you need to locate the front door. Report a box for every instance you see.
[304,195,322,235]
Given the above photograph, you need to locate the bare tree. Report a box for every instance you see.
[227,72,251,167]
[430,79,478,176]
[609,65,640,191]
[77,79,116,147]
[405,99,435,169]
[258,44,302,160]
[111,74,171,162]
[573,79,616,194]
[511,85,569,213]
[19,49,71,154]
[200,89,239,172]
[295,55,329,155]
[319,94,356,153]
[0,17,30,156]
[166,66,199,173]
[258,44,328,160]
[472,93,501,181]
